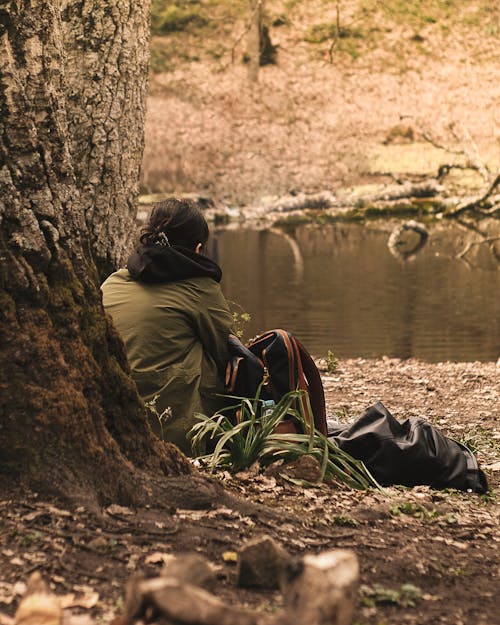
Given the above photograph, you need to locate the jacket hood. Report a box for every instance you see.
[127,244,222,284]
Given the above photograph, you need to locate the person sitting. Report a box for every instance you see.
[101,198,233,454]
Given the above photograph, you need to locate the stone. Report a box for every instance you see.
[383,124,415,144]
[123,577,258,625]
[279,454,322,482]
[282,550,359,625]
[237,536,292,590]
[87,537,107,550]
[14,574,61,625]
[161,553,216,590]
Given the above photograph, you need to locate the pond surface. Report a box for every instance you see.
[209,222,500,363]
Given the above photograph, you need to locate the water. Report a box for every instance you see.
[209,222,500,362]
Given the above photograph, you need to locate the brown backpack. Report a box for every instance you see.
[226,329,327,435]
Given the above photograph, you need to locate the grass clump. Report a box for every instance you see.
[151,2,209,35]
[361,582,422,607]
[305,22,363,44]
[149,46,172,73]
[326,349,339,373]
[360,0,498,35]
[305,22,363,59]
[189,388,381,490]
[390,501,440,520]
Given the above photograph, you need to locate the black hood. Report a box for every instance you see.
[127,244,222,284]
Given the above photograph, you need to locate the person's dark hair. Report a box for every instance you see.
[140,198,209,250]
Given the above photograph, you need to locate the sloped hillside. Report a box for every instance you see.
[142,0,500,204]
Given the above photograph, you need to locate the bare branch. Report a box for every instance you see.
[422,130,467,157]
[328,2,341,63]
[422,126,491,183]
[447,173,500,217]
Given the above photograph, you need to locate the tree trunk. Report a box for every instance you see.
[247,0,262,83]
[60,1,150,278]
[0,0,193,507]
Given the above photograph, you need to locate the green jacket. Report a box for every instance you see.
[101,269,232,453]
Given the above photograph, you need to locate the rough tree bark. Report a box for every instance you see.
[60,1,149,277]
[0,1,199,507]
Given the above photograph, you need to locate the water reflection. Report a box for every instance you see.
[209,222,500,363]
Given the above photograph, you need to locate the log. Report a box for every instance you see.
[123,577,259,625]
[282,550,359,625]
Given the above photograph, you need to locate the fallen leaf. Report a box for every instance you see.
[222,551,238,563]
[46,506,71,518]
[72,586,94,595]
[144,552,174,566]
[69,593,99,610]
[59,595,76,609]
[105,505,133,516]
[207,507,236,518]
[13,584,27,598]
[484,462,500,471]
[0,582,18,605]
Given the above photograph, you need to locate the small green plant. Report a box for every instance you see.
[227,300,251,339]
[149,46,172,73]
[361,582,422,607]
[480,488,496,504]
[151,3,208,35]
[189,388,382,490]
[20,531,42,547]
[105,539,119,552]
[390,501,440,520]
[326,349,339,373]
[458,426,499,456]
[305,22,363,44]
[332,514,359,527]
[332,407,350,420]
[144,394,173,441]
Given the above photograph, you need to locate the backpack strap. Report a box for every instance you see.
[269,330,328,436]
[293,337,328,435]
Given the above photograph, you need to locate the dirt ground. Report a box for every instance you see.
[1,358,498,625]
[2,7,499,621]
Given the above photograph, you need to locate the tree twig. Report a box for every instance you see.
[328,2,341,63]
[447,173,500,217]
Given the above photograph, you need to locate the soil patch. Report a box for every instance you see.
[1,359,498,625]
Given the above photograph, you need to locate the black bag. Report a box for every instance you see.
[329,402,488,493]
[225,330,328,435]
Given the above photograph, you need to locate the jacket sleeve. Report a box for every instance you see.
[192,283,233,377]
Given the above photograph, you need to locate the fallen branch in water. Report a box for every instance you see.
[264,182,442,214]
[388,220,429,261]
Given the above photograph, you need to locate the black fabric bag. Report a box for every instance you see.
[329,402,488,493]
[225,330,328,435]
[225,335,265,400]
